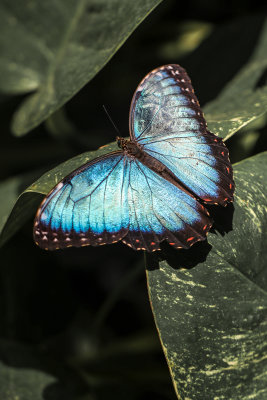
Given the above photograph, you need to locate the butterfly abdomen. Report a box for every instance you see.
[117,136,166,173]
[117,136,195,195]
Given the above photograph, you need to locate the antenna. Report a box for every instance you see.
[102,105,120,135]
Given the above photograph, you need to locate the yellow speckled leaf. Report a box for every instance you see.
[147,152,267,399]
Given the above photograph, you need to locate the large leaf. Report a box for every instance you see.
[204,18,267,140]
[0,339,95,400]
[0,362,54,400]
[146,152,267,399]
[0,0,161,136]
[0,341,55,400]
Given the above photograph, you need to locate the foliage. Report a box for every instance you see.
[0,1,266,399]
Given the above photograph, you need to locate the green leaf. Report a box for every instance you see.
[0,360,55,400]
[146,152,267,399]
[204,18,267,140]
[0,0,161,136]
[0,339,95,400]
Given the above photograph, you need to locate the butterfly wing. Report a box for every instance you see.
[34,152,129,250]
[34,152,211,252]
[121,158,211,251]
[129,64,234,205]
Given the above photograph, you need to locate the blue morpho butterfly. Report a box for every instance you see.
[34,64,234,252]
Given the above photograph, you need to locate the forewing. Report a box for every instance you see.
[33,152,130,250]
[129,64,234,205]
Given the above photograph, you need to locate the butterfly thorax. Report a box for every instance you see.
[116,137,144,159]
[116,136,166,176]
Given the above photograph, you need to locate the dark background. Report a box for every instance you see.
[0,1,267,399]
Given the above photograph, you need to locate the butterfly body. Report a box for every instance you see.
[34,64,234,252]
[117,137,174,177]
[117,137,146,162]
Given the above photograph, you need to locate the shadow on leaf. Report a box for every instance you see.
[146,203,234,271]
[207,202,235,235]
[255,66,267,89]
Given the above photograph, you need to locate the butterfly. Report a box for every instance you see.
[34,64,234,252]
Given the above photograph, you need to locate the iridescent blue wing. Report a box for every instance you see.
[129,64,234,205]
[121,158,211,251]
[34,152,129,250]
[33,152,211,252]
